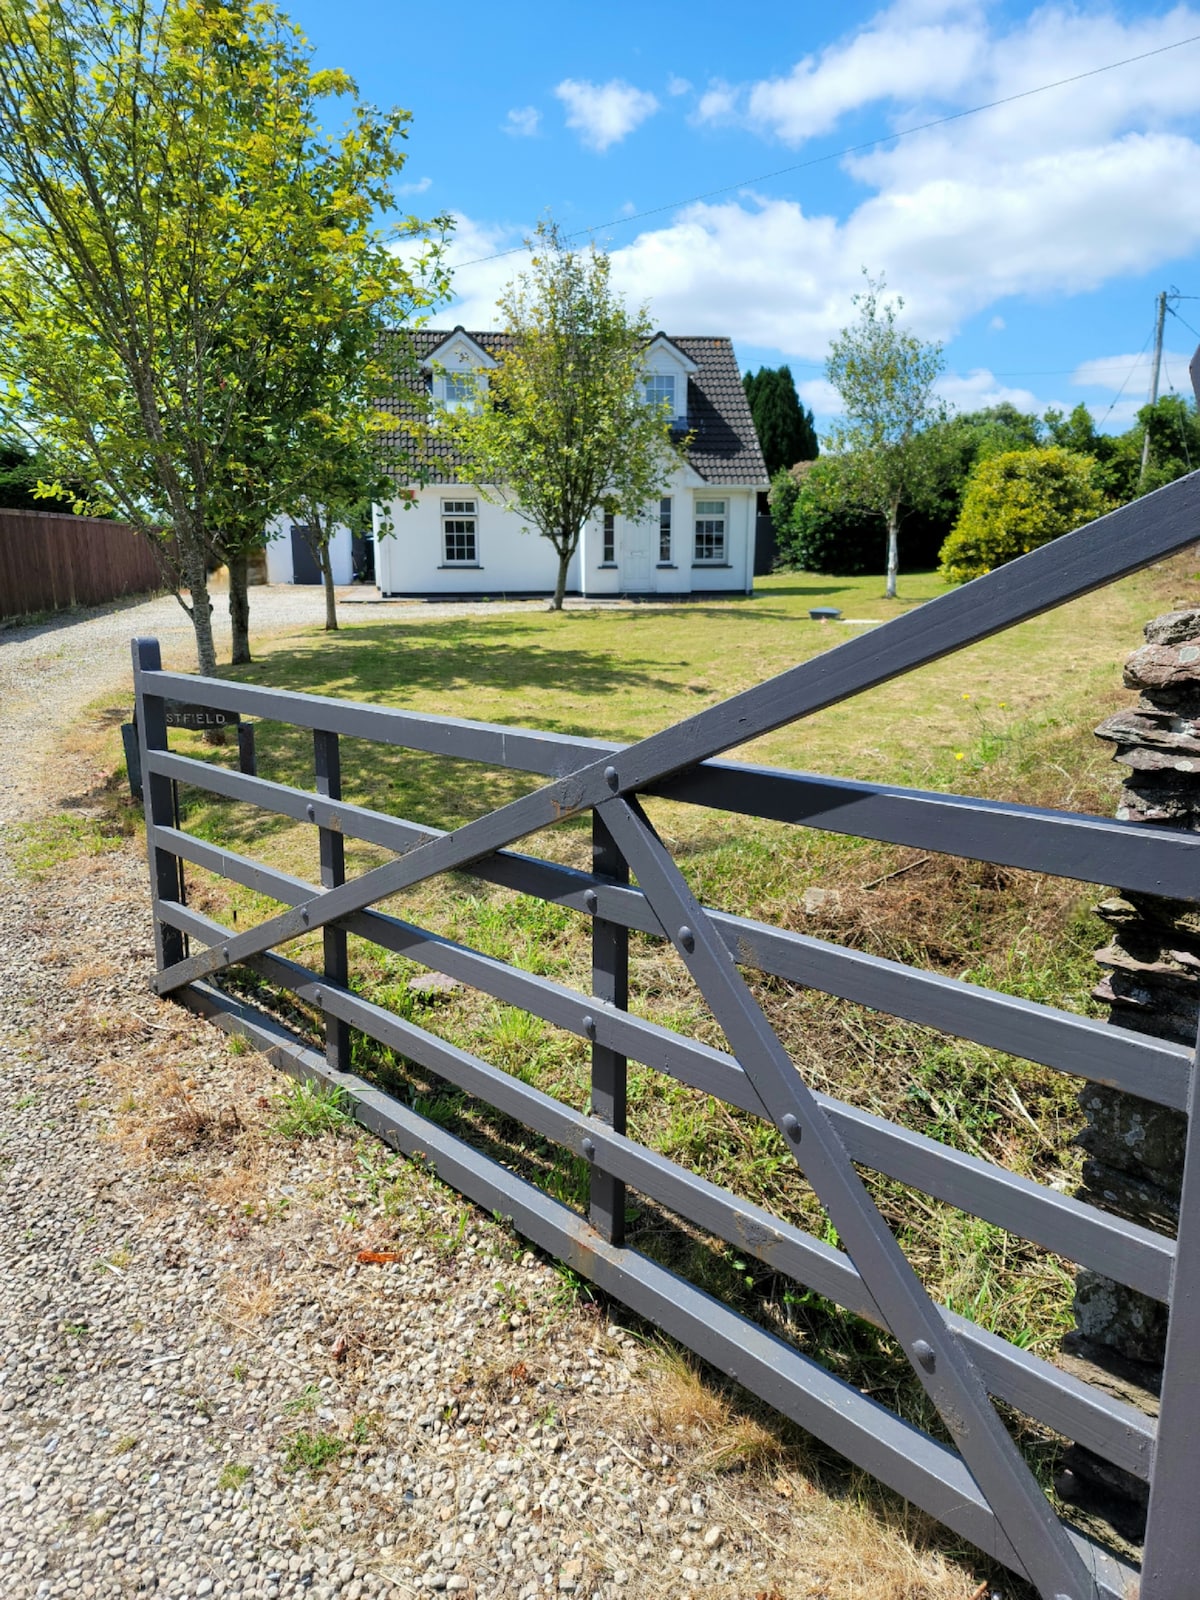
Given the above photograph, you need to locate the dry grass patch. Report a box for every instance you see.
[224,1269,280,1324]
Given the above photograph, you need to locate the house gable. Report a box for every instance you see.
[641,332,698,428]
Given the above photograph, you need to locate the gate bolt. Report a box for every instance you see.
[581,1138,596,1160]
[912,1340,936,1373]
[306,803,316,820]
[781,1114,801,1143]
[584,890,598,913]
[678,926,695,952]
[604,766,619,790]
[581,1014,596,1039]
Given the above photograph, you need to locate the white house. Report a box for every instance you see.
[372,328,769,600]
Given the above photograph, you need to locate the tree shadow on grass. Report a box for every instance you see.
[229,618,666,705]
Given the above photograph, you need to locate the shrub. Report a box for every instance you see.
[938,447,1107,584]
[777,456,945,576]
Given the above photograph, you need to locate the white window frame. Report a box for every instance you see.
[643,373,677,416]
[658,497,673,564]
[442,371,478,413]
[693,499,727,564]
[442,499,478,566]
[601,505,616,566]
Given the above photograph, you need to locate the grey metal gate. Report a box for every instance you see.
[132,467,1200,1600]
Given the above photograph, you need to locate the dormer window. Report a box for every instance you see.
[643,373,677,416]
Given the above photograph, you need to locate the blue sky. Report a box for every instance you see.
[286,0,1200,434]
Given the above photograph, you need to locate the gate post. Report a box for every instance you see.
[131,638,186,972]
[589,811,629,1244]
[1062,608,1200,1527]
[314,729,351,1073]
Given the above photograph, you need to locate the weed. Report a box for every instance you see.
[269,1079,351,1138]
[218,1462,252,1491]
[112,1436,138,1455]
[62,1321,90,1340]
[227,1033,252,1057]
[283,1383,321,1416]
[15,1092,35,1112]
[231,1363,248,1382]
[283,1428,345,1474]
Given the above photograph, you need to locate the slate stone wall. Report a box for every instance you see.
[1059,608,1200,1529]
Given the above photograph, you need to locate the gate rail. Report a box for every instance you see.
[133,467,1200,1600]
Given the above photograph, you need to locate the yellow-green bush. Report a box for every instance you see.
[938,446,1107,584]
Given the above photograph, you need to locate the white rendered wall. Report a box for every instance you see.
[375,489,580,596]
[375,478,755,598]
[264,517,355,585]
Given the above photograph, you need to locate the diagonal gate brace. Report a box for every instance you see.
[596,794,1098,1600]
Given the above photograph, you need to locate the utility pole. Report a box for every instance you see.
[1140,290,1168,485]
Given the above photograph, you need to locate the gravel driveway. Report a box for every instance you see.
[0,594,983,1600]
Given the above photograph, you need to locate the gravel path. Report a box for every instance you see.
[0,594,983,1600]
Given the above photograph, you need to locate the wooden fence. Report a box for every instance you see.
[0,507,162,621]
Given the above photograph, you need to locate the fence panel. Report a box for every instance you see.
[0,507,161,619]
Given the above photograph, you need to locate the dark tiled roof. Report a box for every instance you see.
[379,329,768,487]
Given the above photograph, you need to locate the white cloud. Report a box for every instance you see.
[503,106,541,138]
[1073,348,1195,392]
[696,79,737,123]
[555,78,659,151]
[397,175,432,196]
[935,368,1041,413]
[988,316,1005,332]
[740,13,983,144]
[667,73,692,97]
[700,1,1200,151]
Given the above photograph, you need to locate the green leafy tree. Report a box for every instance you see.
[743,366,818,476]
[0,0,441,673]
[938,446,1107,584]
[446,221,684,611]
[1129,393,1200,495]
[825,274,946,598]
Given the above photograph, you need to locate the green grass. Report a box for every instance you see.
[9,810,132,880]
[269,1079,352,1138]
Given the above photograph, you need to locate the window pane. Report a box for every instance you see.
[643,374,676,412]
[444,518,477,563]
[602,509,615,564]
[659,497,672,562]
[695,500,725,515]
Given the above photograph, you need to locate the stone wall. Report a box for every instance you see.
[1058,608,1200,1530]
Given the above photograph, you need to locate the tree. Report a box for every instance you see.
[938,447,1107,584]
[446,221,684,610]
[825,274,946,598]
[743,365,818,476]
[0,0,441,673]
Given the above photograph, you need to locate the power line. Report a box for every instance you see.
[1099,323,1156,426]
[457,31,1200,270]
[1169,304,1200,342]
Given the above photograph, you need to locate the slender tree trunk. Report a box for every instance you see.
[182,545,218,677]
[550,541,570,611]
[228,547,252,665]
[885,507,900,600]
[321,545,338,630]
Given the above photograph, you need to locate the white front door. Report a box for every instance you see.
[623,517,652,591]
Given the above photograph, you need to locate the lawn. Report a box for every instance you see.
[130,554,1197,1535]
